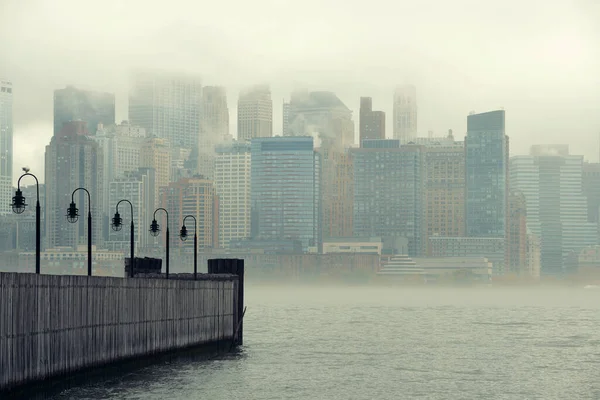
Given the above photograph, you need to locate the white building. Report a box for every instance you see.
[237,85,272,142]
[105,168,155,252]
[214,141,251,248]
[92,122,146,222]
[129,70,202,149]
[510,145,598,275]
[0,81,12,215]
[393,85,417,144]
[198,86,230,179]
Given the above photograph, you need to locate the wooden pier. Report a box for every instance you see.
[0,259,244,391]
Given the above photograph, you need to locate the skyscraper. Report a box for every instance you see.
[359,97,385,145]
[251,136,320,251]
[282,101,291,136]
[161,176,219,251]
[352,140,425,256]
[0,80,13,215]
[53,85,115,136]
[198,86,229,179]
[465,110,508,238]
[286,90,354,150]
[106,168,155,252]
[510,146,598,275]
[505,190,528,275]
[237,85,272,141]
[421,133,466,253]
[45,121,104,250]
[140,137,171,205]
[393,85,417,144]
[215,141,251,248]
[318,148,354,239]
[129,71,202,149]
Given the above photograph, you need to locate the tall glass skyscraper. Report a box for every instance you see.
[352,139,425,256]
[250,136,320,251]
[0,80,12,215]
[465,110,508,238]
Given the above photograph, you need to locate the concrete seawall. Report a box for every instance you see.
[0,271,240,391]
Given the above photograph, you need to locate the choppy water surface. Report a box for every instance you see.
[43,286,600,399]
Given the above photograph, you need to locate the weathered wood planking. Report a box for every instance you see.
[0,272,238,391]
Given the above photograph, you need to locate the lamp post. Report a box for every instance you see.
[12,172,41,274]
[149,208,170,279]
[66,188,93,276]
[180,215,197,280]
[112,199,134,278]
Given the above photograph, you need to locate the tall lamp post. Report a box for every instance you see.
[180,215,197,280]
[12,171,41,274]
[149,208,170,279]
[112,199,134,278]
[66,188,93,276]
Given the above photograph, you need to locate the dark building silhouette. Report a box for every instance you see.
[359,97,385,145]
[53,86,115,136]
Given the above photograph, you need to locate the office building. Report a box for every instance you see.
[583,162,600,226]
[237,85,272,141]
[160,176,219,252]
[198,86,229,179]
[0,81,13,215]
[318,148,354,239]
[129,70,202,148]
[215,141,251,248]
[53,85,115,136]
[429,236,505,273]
[45,121,104,250]
[352,139,425,256]
[286,90,354,150]
[359,97,385,145]
[282,101,291,136]
[421,132,465,253]
[140,137,171,205]
[105,168,155,252]
[505,190,528,275]
[393,85,417,144]
[510,145,598,275]
[251,136,320,251]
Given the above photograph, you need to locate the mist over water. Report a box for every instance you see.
[38,285,600,399]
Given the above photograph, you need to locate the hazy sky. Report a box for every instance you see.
[2,0,599,182]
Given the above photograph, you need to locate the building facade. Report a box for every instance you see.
[129,71,202,149]
[0,80,12,215]
[140,137,171,204]
[45,121,104,250]
[160,176,219,252]
[583,162,600,227]
[505,190,528,275]
[215,141,251,248]
[318,148,354,239]
[421,134,466,253]
[352,139,425,256]
[392,85,417,144]
[250,137,320,251]
[198,86,230,179]
[286,90,354,151]
[510,146,598,275]
[237,85,272,141]
[53,85,115,136]
[359,97,385,145]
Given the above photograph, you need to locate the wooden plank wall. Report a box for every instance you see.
[0,272,238,390]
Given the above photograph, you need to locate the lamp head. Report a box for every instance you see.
[11,189,26,214]
[149,219,160,237]
[179,225,188,241]
[111,211,123,232]
[66,201,79,223]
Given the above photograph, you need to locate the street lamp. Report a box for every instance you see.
[180,215,197,280]
[150,208,170,279]
[12,172,41,274]
[112,199,134,277]
[66,188,93,276]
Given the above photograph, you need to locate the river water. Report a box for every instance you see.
[39,285,600,399]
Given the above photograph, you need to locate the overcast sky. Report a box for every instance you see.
[1,0,599,182]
